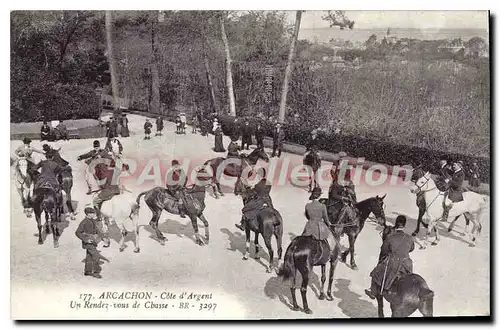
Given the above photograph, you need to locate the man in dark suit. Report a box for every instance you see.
[272,123,285,158]
[441,162,465,221]
[365,215,415,299]
[241,120,253,150]
[255,123,265,149]
[75,207,109,279]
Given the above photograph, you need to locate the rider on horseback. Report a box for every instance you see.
[235,178,273,231]
[166,160,188,218]
[304,129,321,161]
[227,136,241,159]
[328,168,357,224]
[31,150,63,203]
[14,137,44,181]
[435,159,458,222]
[77,140,111,195]
[441,162,465,222]
[302,187,337,253]
[365,215,415,300]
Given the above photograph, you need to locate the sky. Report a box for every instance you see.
[288,11,489,30]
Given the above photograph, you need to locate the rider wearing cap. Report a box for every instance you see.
[31,150,63,203]
[304,129,321,160]
[167,160,188,218]
[78,140,111,195]
[328,167,357,223]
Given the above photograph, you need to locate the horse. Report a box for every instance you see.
[319,194,387,270]
[371,224,434,318]
[13,157,34,217]
[303,151,321,193]
[410,172,488,248]
[204,147,269,198]
[135,182,210,246]
[239,185,283,273]
[31,187,62,247]
[277,232,341,314]
[410,168,470,238]
[59,170,76,220]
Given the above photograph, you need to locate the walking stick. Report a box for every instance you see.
[380,257,390,295]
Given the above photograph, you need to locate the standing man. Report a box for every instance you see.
[241,120,253,150]
[255,122,265,149]
[144,118,153,140]
[56,120,68,141]
[192,115,199,134]
[365,215,415,299]
[155,116,164,136]
[41,121,51,141]
[75,206,109,279]
[272,123,285,158]
[231,118,241,143]
[469,161,480,188]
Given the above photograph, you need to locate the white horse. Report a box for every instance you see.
[14,157,34,217]
[91,186,141,253]
[410,172,488,248]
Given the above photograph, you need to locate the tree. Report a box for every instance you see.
[220,12,236,116]
[467,36,487,58]
[365,33,378,48]
[278,10,302,123]
[105,11,120,111]
[150,11,161,114]
[322,10,355,30]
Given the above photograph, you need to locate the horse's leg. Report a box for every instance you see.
[134,225,141,253]
[348,232,358,270]
[447,215,461,233]
[275,224,283,260]
[44,209,52,235]
[376,295,384,318]
[254,232,260,260]
[298,265,312,314]
[149,209,166,245]
[66,189,76,220]
[263,233,274,273]
[326,254,338,301]
[211,183,219,199]
[34,206,43,245]
[391,303,417,318]
[217,182,224,196]
[51,209,60,248]
[468,213,479,247]
[412,206,425,236]
[243,228,251,260]
[189,214,204,246]
[463,213,471,237]
[318,264,326,300]
[431,221,440,246]
[290,266,300,311]
[118,228,127,252]
[199,213,210,244]
[418,294,434,317]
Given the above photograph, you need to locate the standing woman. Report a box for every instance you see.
[120,114,130,137]
[214,123,225,153]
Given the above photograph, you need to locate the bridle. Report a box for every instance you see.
[412,175,436,195]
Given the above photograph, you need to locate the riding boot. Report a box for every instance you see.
[365,280,380,300]
[235,217,246,231]
[441,204,452,222]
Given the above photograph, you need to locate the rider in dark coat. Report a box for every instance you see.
[236,179,274,231]
[365,215,415,299]
[302,187,336,253]
[42,144,71,186]
[305,130,321,159]
[167,160,187,218]
[78,140,112,194]
[75,206,108,279]
[227,138,241,158]
[440,163,466,221]
[328,168,357,223]
[40,121,51,141]
[32,150,63,203]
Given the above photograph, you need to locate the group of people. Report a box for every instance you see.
[40,120,68,141]
[105,114,130,138]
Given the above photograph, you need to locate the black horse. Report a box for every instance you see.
[373,225,434,318]
[204,147,269,198]
[239,186,283,273]
[60,170,76,220]
[31,187,62,248]
[277,232,341,314]
[320,194,387,270]
[303,151,321,193]
[136,182,210,246]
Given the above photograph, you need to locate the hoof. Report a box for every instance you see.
[71,215,76,220]
[326,293,334,301]
[242,255,248,260]
[291,305,300,311]
[469,243,476,248]
[412,231,418,237]
[266,268,272,273]
[254,256,260,261]
[159,240,166,246]
[205,237,209,244]
[419,246,426,250]
[304,308,313,315]
[431,242,438,246]
[133,248,140,253]
[54,242,59,248]
[472,237,476,242]
[351,265,358,271]
[448,228,452,232]
[196,239,204,246]
[461,232,466,237]
[214,195,220,199]
[103,243,110,248]
[38,241,43,245]
[220,192,225,196]
[319,293,325,300]
[119,246,125,252]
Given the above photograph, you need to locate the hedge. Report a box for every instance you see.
[11,84,101,123]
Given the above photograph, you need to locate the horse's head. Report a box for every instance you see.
[250,147,269,163]
[410,171,432,195]
[366,194,387,226]
[16,157,28,178]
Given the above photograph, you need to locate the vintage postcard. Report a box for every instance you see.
[10,10,490,319]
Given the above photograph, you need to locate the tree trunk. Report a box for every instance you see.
[278,10,302,123]
[220,14,236,116]
[150,12,161,115]
[105,11,120,112]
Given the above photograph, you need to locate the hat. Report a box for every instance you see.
[93,140,100,147]
[309,187,322,200]
[84,206,97,215]
[395,215,407,228]
[22,137,32,144]
[171,159,180,166]
[42,144,50,152]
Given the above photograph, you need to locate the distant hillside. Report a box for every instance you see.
[298,27,489,44]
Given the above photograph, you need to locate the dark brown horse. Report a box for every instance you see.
[135,182,210,246]
[373,225,434,318]
[277,233,341,314]
[239,186,283,273]
[320,195,387,270]
[303,151,321,192]
[31,187,62,248]
[204,147,269,198]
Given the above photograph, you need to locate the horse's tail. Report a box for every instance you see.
[277,240,297,281]
[41,191,56,215]
[135,190,149,209]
